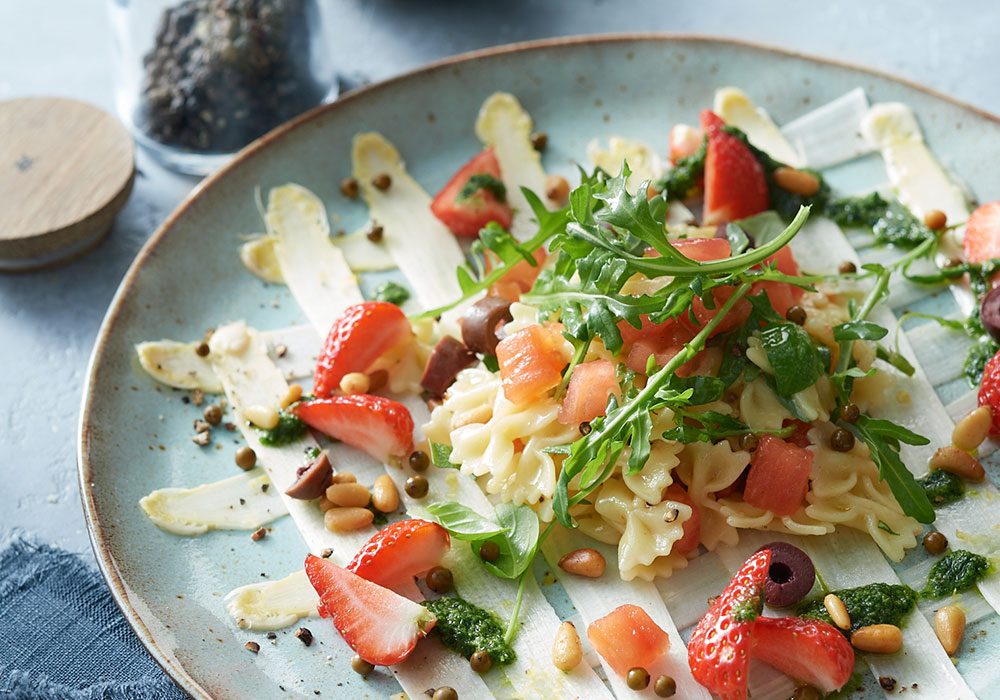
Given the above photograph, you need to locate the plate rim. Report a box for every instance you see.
[76,32,1000,700]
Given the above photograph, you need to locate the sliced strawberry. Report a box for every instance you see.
[347,519,450,591]
[304,554,436,665]
[700,109,725,132]
[313,301,413,398]
[688,549,770,700]
[669,123,703,163]
[701,109,769,226]
[977,347,1000,436]
[587,604,671,677]
[295,395,414,463]
[431,147,513,237]
[963,201,1000,263]
[750,616,854,693]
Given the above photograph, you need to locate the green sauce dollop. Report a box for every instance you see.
[798,583,917,633]
[921,549,992,598]
[824,192,933,247]
[373,281,411,306]
[421,596,516,665]
[918,469,965,506]
[258,411,306,446]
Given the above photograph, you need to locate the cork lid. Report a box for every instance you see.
[0,97,135,272]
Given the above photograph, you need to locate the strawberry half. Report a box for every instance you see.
[750,616,854,693]
[304,554,436,665]
[977,347,1000,436]
[688,549,770,700]
[701,109,769,226]
[313,301,413,399]
[431,147,513,237]
[295,394,414,463]
[347,519,450,591]
[963,201,1000,263]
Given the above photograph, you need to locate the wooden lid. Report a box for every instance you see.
[0,97,135,272]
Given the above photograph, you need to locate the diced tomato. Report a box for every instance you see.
[671,236,731,262]
[495,325,567,405]
[616,314,694,349]
[487,248,547,302]
[691,284,753,336]
[558,360,620,425]
[430,147,513,237]
[766,246,800,277]
[752,246,804,316]
[588,604,671,677]
[782,419,813,448]
[669,123,703,163]
[743,435,813,516]
[664,484,701,554]
[624,341,719,378]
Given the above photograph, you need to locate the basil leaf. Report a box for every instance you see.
[760,322,825,396]
[833,321,889,341]
[725,223,751,255]
[657,374,725,406]
[734,210,787,247]
[480,504,540,579]
[429,442,460,469]
[425,502,507,540]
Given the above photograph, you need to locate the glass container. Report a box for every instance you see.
[107,0,336,175]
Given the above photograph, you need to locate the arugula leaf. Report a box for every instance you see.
[833,321,888,341]
[852,415,934,524]
[425,502,508,539]
[457,174,507,203]
[429,442,460,469]
[760,322,825,396]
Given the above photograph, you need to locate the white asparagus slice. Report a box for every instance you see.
[713,87,804,167]
[352,133,465,310]
[780,88,872,169]
[475,92,549,242]
[225,569,320,631]
[239,234,285,283]
[139,467,285,535]
[260,324,322,382]
[265,184,364,335]
[135,339,223,393]
[904,316,973,387]
[587,135,663,194]
[330,227,398,272]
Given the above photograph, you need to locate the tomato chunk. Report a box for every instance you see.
[558,360,620,425]
[664,484,701,555]
[430,147,513,237]
[671,236,731,262]
[588,604,671,677]
[488,248,547,302]
[616,314,693,349]
[495,325,567,405]
[743,435,813,516]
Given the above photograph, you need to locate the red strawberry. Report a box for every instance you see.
[347,519,450,591]
[750,616,854,693]
[699,109,725,132]
[963,201,1000,263]
[701,109,769,226]
[313,301,413,399]
[431,147,513,237]
[304,554,436,665]
[977,347,1000,436]
[688,549,770,700]
[295,395,414,463]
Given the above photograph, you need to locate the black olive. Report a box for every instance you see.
[755,541,816,607]
[980,287,1000,343]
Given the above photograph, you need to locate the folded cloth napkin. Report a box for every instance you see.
[0,533,189,700]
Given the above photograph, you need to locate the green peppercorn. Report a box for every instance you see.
[653,674,677,697]
[372,173,391,190]
[340,176,359,198]
[830,428,855,452]
[235,445,256,470]
[431,688,458,700]
[579,421,592,436]
[838,261,857,275]
[479,541,500,563]
[840,403,860,423]
[626,667,650,690]
[786,306,807,325]
[739,433,759,452]
[203,404,223,425]
[404,474,429,499]
[367,224,384,243]
[408,450,430,472]
[923,531,948,555]
[350,654,374,675]
[195,341,210,357]
[426,566,453,593]
[530,131,548,152]
[470,649,492,673]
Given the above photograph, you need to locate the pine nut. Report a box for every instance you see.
[929,446,985,481]
[339,372,370,395]
[318,496,336,512]
[934,605,966,655]
[924,209,948,231]
[245,404,279,430]
[326,482,371,508]
[557,548,607,578]
[330,471,357,485]
[280,383,303,409]
[851,624,903,654]
[773,167,820,197]
[324,506,374,532]
[551,621,583,671]
[824,594,851,630]
[372,474,399,513]
[952,406,992,452]
[545,174,570,205]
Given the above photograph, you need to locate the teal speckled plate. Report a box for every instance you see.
[79,36,1000,700]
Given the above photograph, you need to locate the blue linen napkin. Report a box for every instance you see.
[0,532,189,700]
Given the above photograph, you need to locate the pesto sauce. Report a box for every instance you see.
[798,583,917,633]
[258,411,306,446]
[824,192,934,247]
[655,137,706,202]
[921,549,992,598]
[918,469,965,506]
[373,280,411,306]
[421,596,516,665]
[457,174,507,203]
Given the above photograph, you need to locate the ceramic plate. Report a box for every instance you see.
[79,35,1000,700]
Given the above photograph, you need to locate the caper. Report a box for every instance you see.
[431,688,458,700]
[469,649,492,673]
[372,173,391,190]
[479,541,500,563]
[840,403,860,423]
[830,428,855,452]
[340,176,359,198]
[426,565,453,593]
[530,131,548,152]
[739,433,759,452]
[923,530,948,555]
[786,305,807,325]
[404,474,429,499]
[838,261,857,275]
[203,404,223,425]
[350,654,374,675]
[408,450,430,472]
[195,341,210,357]
[234,445,257,470]
[626,667,650,690]
[653,674,677,697]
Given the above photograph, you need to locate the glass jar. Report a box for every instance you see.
[107,0,336,175]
